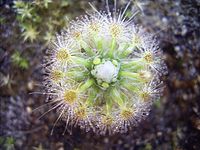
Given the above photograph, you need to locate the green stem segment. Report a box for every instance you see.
[96,37,103,50]
[79,78,94,92]
[121,59,141,66]
[108,38,116,57]
[106,97,113,115]
[80,40,94,56]
[119,46,133,58]
[72,56,91,68]
[120,71,140,79]
[110,88,124,106]
[121,81,140,92]
[65,71,86,81]
[86,87,98,105]
[121,59,144,70]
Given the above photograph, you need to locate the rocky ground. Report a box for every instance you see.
[0,0,200,149]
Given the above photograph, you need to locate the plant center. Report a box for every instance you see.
[91,58,120,89]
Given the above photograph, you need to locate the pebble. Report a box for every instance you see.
[27,80,34,91]
[26,106,32,114]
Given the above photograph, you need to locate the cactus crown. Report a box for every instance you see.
[44,1,167,135]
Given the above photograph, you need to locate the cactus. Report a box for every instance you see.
[43,1,167,135]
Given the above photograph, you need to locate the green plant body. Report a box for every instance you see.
[42,2,167,135]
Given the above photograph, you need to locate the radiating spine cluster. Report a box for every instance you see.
[43,2,167,135]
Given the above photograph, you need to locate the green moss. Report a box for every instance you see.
[13,0,85,44]
[11,51,29,69]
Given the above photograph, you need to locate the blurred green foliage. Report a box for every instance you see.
[13,0,79,44]
[11,51,29,69]
[0,136,15,150]
[33,143,44,150]
[0,16,6,24]
[144,143,152,150]
[154,99,161,109]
